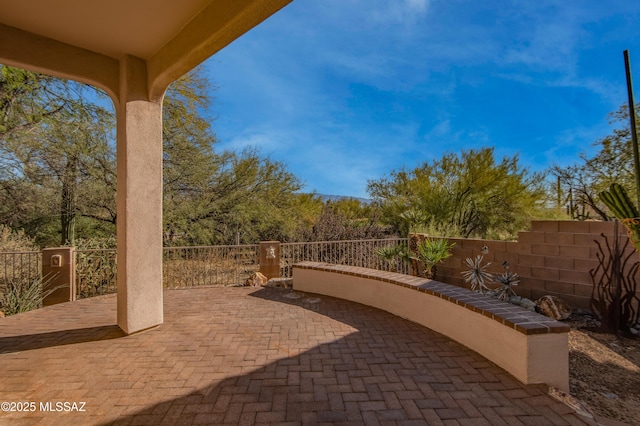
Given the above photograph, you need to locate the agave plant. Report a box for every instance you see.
[0,273,60,316]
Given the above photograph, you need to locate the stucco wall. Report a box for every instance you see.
[415,220,640,310]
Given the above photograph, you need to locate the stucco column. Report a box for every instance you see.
[116,55,164,334]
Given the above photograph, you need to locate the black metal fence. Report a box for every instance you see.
[0,238,409,300]
[0,251,42,297]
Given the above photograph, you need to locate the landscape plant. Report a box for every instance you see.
[374,243,410,272]
[0,226,40,308]
[600,183,640,253]
[368,147,548,240]
[412,237,455,279]
[552,103,640,221]
[0,274,59,316]
[0,64,317,247]
[74,237,117,298]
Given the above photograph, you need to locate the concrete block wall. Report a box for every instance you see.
[414,220,640,310]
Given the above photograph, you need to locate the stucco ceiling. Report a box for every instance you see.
[0,0,219,59]
[0,0,291,99]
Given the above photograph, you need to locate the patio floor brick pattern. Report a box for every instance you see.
[0,287,589,425]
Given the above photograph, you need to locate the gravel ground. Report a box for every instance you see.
[566,315,640,425]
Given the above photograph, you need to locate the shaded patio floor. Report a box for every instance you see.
[0,286,593,425]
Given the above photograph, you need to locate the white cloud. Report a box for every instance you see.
[298,142,389,197]
[501,20,584,74]
[221,130,286,153]
[314,0,430,26]
[406,0,429,12]
[373,0,430,23]
[541,125,607,168]
[207,0,640,197]
[425,120,451,139]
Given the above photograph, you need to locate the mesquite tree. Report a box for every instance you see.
[368,147,547,239]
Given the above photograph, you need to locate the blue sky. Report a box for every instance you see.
[204,0,640,198]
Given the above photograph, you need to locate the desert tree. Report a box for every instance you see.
[551,103,640,221]
[368,147,547,239]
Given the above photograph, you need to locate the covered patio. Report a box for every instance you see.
[0,286,590,425]
[0,0,292,334]
[0,2,610,425]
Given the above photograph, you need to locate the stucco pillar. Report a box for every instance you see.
[259,241,280,279]
[116,55,164,334]
[42,247,76,306]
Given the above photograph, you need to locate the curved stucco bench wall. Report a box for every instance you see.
[292,261,570,392]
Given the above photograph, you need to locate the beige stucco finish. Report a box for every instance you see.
[0,0,292,333]
[0,0,293,100]
[293,268,570,391]
[115,56,164,333]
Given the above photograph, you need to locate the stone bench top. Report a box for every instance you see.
[294,261,570,336]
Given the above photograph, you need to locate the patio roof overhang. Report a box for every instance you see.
[0,0,291,101]
[0,0,293,334]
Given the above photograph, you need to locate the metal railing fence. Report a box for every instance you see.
[163,244,260,288]
[0,251,42,294]
[75,248,117,299]
[0,238,410,300]
[280,238,409,277]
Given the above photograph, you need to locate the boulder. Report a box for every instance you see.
[508,296,523,305]
[507,296,537,312]
[536,295,571,320]
[265,277,293,288]
[518,297,538,312]
[245,272,268,287]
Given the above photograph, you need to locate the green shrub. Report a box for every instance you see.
[0,274,59,316]
[374,243,410,272]
[412,238,455,279]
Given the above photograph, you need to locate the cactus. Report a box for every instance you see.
[600,183,640,252]
[600,183,639,218]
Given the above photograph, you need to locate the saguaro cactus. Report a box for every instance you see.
[600,183,640,252]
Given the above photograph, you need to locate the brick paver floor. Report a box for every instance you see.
[0,286,593,425]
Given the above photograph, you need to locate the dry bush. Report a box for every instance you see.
[0,226,42,315]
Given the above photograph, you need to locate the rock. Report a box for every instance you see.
[507,296,537,312]
[536,295,571,320]
[264,277,293,288]
[519,297,538,312]
[245,272,268,287]
[508,296,523,304]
